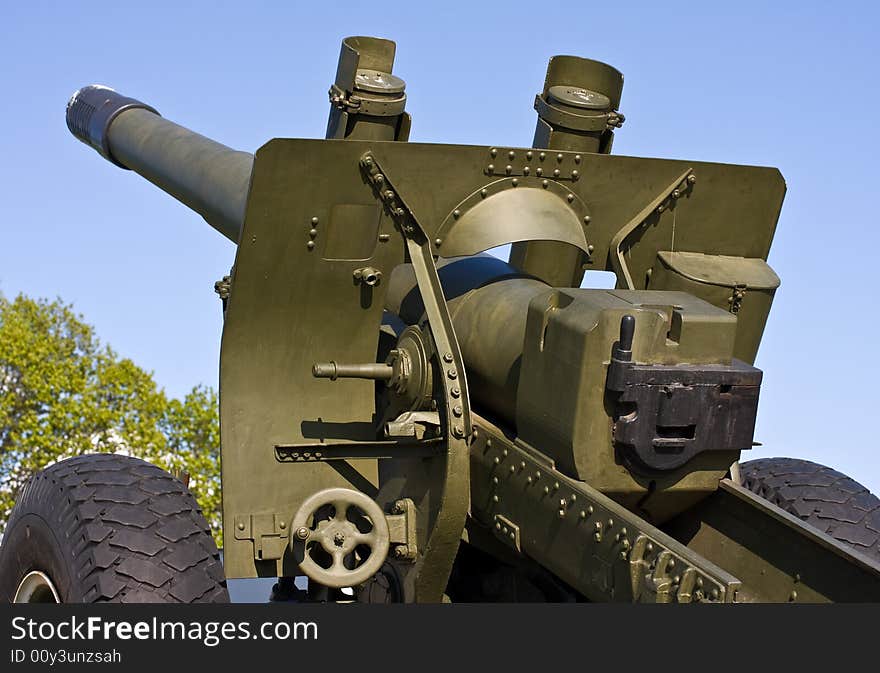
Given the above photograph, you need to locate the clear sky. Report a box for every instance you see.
[1,1,878,495]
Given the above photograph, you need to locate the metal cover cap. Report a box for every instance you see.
[547,85,610,110]
[354,69,406,94]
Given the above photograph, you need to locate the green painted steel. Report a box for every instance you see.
[57,35,880,603]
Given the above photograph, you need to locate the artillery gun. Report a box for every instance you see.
[3,36,879,603]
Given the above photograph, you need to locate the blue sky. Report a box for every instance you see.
[1,1,879,494]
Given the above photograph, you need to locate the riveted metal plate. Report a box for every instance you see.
[470,416,739,603]
[483,147,584,181]
[493,514,521,552]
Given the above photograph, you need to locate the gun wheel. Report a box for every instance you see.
[741,457,880,563]
[0,454,229,603]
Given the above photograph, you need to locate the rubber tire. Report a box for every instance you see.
[0,454,229,603]
[740,457,880,563]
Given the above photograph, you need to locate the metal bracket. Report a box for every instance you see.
[729,283,747,314]
[359,152,472,441]
[493,514,522,552]
[274,438,444,462]
[627,536,728,603]
[360,151,471,602]
[329,84,406,117]
[534,95,625,132]
[387,498,418,562]
[232,512,289,561]
[384,410,441,439]
[610,168,696,290]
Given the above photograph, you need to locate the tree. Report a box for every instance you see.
[0,293,222,545]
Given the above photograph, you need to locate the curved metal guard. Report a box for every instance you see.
[435,180,590,258]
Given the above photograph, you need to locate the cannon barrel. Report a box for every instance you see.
[66,85,253,243]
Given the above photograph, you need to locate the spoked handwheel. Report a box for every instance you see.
[290,488,390,589]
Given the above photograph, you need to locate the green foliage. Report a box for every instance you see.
[0,293,222,546]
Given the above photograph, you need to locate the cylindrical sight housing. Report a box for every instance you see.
[532,55,624,154]
[326,36,410,141]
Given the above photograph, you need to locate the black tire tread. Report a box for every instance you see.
[741,457,880,563]
[4,453,228,603]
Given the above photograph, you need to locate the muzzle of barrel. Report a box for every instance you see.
[66,85,159,168]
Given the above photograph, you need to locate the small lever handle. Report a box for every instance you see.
[606,314,636,393]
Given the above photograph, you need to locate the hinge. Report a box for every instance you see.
[729,284,747,314]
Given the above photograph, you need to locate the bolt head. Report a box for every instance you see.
[295,527,310,541]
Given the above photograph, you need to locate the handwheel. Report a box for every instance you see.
[290,488,390,588]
